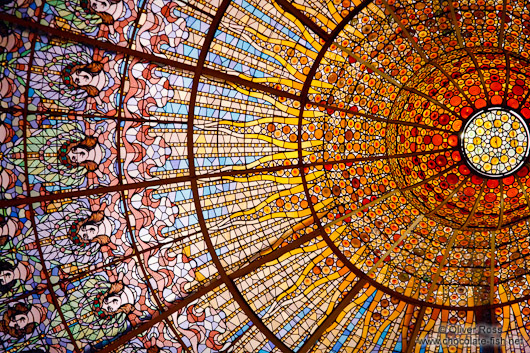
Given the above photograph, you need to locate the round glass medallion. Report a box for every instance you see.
[461,108,530,178]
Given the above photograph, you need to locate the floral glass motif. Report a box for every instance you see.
[3,0,530,352]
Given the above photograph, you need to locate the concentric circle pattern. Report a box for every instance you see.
[313,43,530,311]
[4,0,530,352]
[461,108,529,178]
[385,50,530,233]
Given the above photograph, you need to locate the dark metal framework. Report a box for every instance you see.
[0,0,517,352]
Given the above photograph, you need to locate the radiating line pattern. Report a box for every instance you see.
[2,1,530,353]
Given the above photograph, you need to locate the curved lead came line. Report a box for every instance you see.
[183,0,296,350]
[379,0,474,107]
[462,182,487,229]
[364,215,424,278]
[405,227,462,353]
[295,0,378,351]
[309,101,454,133]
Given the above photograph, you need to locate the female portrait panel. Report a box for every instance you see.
[2,116,118,196]
[28,40,121,113]
[33,193,132,282]
[42,0,191,57]
[0,254,43,303]
[0,292,72,353]
[26,38,193,119]
[52,261,155,352]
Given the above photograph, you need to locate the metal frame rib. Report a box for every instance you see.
[2,1,528,353]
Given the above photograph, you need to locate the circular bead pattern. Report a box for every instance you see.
[461,108,530,178]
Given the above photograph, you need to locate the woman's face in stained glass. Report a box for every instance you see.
[102,295,121,312]
[0,270,14,285]
[89,0,112,13]
[8,313,28,330]
[79,224,98,241]
[78,217,111,241]
[71,71,94,87]
[67,147,90,164]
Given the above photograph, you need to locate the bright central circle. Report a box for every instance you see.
[461,108,530,178]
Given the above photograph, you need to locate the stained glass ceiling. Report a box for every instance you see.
[1,0,530,352]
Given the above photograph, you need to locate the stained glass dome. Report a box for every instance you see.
[1,0,530,352]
